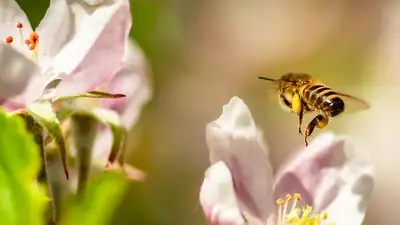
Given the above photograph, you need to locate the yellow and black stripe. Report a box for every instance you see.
[302,84,345,117]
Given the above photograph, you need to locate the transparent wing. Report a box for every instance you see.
[337,92,370,114]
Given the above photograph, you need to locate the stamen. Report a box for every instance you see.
[275,193,335,225]
[29,32,39,45]
[17,22,24,47]
[28,32,39,57]
[5,36,13,44]
[276,198,284,225]
[16,22,23,28]
[29,44,36,51]
[302,205,312,217]
[282,194,292,222]
[320,211,328,220]
[290,193,301,213]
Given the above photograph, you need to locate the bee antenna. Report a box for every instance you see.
[258,76,276,81]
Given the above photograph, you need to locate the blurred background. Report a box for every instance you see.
[19,0,400,224]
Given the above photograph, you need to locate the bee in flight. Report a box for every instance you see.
[258,73,370,146]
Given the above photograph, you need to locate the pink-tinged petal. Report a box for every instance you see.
[206,96,274,221]
[101,40,152,127]
[35,0,72,69]
[0,0,33,55]
[273,133,336,206]
[91,40,151,168]
[91,126,112,164]
[200,161,245,225]
[50,0,132,97]
[274,132,374,225]
[0,43,39,109]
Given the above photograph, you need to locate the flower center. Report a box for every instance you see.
[275,193,336,225]
[3,22,39,57]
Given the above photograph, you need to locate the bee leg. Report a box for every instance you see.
[279,93,292,108]
[291,94,303,135]
[298,107,304,135]
[304,114,329,146]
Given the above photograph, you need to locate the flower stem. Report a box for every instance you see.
[71,113,99,196]
[17,113,59,223]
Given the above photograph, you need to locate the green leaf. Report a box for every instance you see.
[60,173,128,225]
[28,101,69,179]
[0,108,46,225]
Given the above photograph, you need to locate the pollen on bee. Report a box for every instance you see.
[16,22,23,29]
[5,36,13,44]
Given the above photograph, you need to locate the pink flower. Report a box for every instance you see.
[0,0,131,110]
[90,39,152,178]
[200,97,374,225]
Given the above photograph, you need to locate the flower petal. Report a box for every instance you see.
[89,40,151,170]
[0,43,39,109]
[101,40,152,127]
[206,96,274,221]
[35,0,73,69]
[0,0,33,55]
[200,161,245,225]
[274,132,374,225]
[50,0,132,97]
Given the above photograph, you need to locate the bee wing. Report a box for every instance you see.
[337,92,370,114]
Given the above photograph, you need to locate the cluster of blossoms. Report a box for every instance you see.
[0,0,151,180]
[199,97,374,225]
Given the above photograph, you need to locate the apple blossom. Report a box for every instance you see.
[200,96,374,225]
[0,0,131,110]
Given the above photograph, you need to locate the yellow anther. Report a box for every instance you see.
[286,216,298,224]
[302,205,312,217]
[285,194,292,202]
[276,198,284,205]
[293,193,301,201]
[276,193,335,225]
[320,211,328,220]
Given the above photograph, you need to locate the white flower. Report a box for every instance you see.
[200,96,375,225]
[0,0,132,110]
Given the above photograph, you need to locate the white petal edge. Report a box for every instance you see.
[206,96,274,221]
[273,132,374,225]
[316,136,374,225]
[50,0,132,97]
[200,161,245,225]
[213,96,257,138]
[35,0,72,69]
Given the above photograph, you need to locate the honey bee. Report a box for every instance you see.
[258,73,370,146]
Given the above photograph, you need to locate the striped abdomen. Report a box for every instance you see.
[302,84,345,117]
